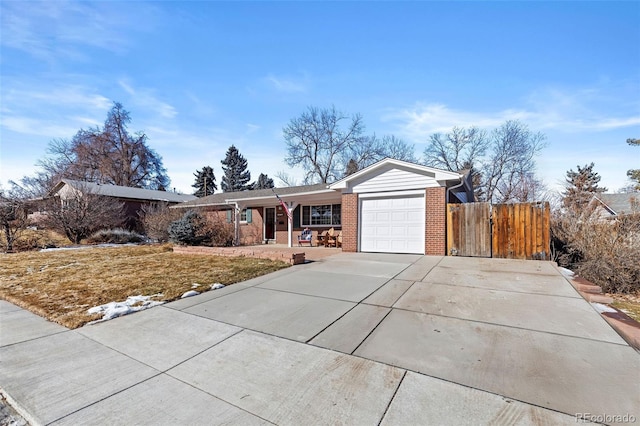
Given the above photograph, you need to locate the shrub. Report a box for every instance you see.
[140,202,182,242]
[169,210,205,246]
[168,210,235,247]
[1,228,69,252]
[201,213,235,247]
[86,228,146,244]
[552,210,640,294]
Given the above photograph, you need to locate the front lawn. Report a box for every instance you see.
[0,244,289,328]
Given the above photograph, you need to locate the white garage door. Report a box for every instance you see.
[360,194,425,254]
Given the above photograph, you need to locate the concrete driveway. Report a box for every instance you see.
[1,253,638,425]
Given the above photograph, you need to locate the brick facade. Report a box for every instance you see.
[200,186,448,255]
[204,208,263,245]
[341,193,358,252]
[425,186,446,255]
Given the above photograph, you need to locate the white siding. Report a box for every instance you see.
[352,168,440,193]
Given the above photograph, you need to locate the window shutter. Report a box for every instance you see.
[246,208,252,223]
[293,205,301,228]
[226,210,231,223]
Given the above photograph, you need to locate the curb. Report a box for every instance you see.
[566,274,640,351]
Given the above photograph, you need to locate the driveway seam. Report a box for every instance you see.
[387,306,632,346]
[163,372,278,426]
[250,284,384,305]
[376,370,407,426]
[46,371,164,425]
[75,317,245,373]
[417,279,583,299]
[0,328,70,349]
[349,307,395,355]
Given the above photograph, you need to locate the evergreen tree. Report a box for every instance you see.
[627,138,639,191]
[221,145,251,192]
[345,159,359,176]
[192,166,217,197]
[563,163,607,212]
[252,173,274,190]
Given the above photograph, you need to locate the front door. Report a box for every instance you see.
[265,207,276,240]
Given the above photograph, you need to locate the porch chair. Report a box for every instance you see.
[297,228,313,246]
[315,230,327,247]
[336,232,342,248]
[325,228,337,248]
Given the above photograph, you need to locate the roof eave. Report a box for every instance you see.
[329,158,462,190]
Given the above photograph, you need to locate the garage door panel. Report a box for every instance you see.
[391,212,405,222]
[375,212,391,221]
[406,210,423,221]
[360,194,425,254]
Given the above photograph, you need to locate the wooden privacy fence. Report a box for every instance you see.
[447,202,550,260]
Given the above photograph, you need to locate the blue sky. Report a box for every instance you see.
[1,1,639,195]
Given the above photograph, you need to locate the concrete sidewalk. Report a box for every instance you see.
[1,253,639,425]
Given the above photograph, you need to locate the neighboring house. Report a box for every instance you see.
[174,158,473,255]
[47,179,197,230]
[590,193,639,219]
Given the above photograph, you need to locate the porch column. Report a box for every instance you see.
[287,202,298,247]
[233,202,245,247]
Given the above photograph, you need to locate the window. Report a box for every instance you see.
[226,208,252,223]
[302,204,341,226]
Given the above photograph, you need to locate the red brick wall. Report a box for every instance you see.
[425,187,446,255]
[204,208,263,245]
[274,205,289,244]
[240,208,263,245]
[341,193,358,252]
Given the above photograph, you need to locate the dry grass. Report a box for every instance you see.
[610,293,640,322]
[0,244,289,328]
[1,228,71,252]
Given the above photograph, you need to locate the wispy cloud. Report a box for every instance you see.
[246,123,261,134]
[264,73,309,93]
[118,80,178,119]
[0,82,112,137]
[384,86,640,142]
[0,1,157,62]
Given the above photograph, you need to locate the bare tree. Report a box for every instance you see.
[283,106,366,184]
[283,106,421,183]
[42,185,124,244]
[348,134,417,171]
[0,186,31,252]
[139,202,181,242]
[423,126,489,172]
[484,121,547,203]
[422,122,545,202]
[275,171,299,187]
[423,126,489,200]
[39,102,169,190]
[379,135,417,163]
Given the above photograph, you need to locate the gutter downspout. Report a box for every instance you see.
[233,202,240,246]
[446,174,466,204]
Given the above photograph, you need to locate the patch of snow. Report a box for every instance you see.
[211,283,225,290]
[559,267,574,277]
[591,302,617,313]
[87,294,165,324]
[181,290,200,298]
[191,283,200,288]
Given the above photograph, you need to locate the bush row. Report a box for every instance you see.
[552,211,640,294]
